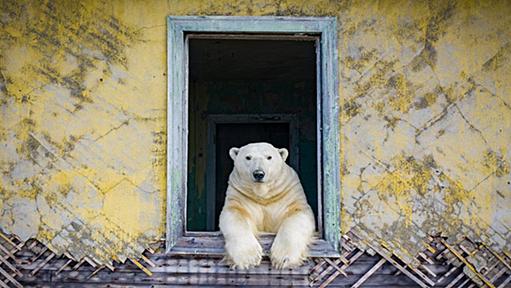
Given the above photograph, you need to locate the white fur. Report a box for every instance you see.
[219,142,315,269]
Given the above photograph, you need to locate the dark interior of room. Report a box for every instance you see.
[187,37,318,231]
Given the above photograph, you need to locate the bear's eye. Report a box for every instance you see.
[267,156,272,160]
[245,156,251,160]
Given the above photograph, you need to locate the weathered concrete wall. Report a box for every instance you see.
[1,0,509,267]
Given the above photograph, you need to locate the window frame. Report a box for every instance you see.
[167,16,341,257]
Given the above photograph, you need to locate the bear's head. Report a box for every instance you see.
[229,142,288,184]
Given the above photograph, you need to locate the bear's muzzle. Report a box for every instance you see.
[252,170,265,182]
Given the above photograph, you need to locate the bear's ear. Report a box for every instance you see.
[278,148,288,162]
[229,147,240,161]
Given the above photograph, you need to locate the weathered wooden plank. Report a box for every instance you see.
[13,256,488,287]
[26,271,433,288]
[12,246,456,277]
[55,258,74,275]
[0,266,22,288]
[484,244,511,272]
[52,272,310,287]
[169,16,333,33]
[140,254,156,268]
[490,267,508,282]
[0,242,16,262]
[498,274,511,288]
[29,245,48,263]
[16,255,450,278]
[421,264,436,278]
[0,280,10,288]
[30,252,55,276]
[130,258,152,276]
[406,263,436,286]
[14,237,509,287]
[310,250,364,286]
[0,233,20,250]
[418,252,434,265]
[351,258,386,288]
[149,258,312,275]
[170,235,339,257]
[166,14,186,252]
[18,269,70,287]
[445,272,465,288]
[323,257,348,277]
[436,265,459,284]
[440,239,495,288]
[0,251,22,277]
[364,242,429,288]
[319,16,341,255]
[86,266,105,280]
[325,273,421,287]
[457,278,472,288]
[72,258,86,270]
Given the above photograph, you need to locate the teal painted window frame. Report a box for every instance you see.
[167,16,341,256]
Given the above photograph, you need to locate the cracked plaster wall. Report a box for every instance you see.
[0,0,510,266]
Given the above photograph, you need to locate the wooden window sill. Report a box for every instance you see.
[168,233,340,258]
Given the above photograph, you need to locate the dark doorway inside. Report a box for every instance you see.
[215,122,289,227]
[187,36,318,231]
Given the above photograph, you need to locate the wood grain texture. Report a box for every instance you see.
[3,233,511,287]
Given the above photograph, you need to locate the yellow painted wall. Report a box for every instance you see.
[0,0,509,266]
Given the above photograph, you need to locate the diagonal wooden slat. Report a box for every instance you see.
[130,258,153,276]
[322,258,348,277]
[446,272,466,288]
[440,239,495,288]
[0,233,162,287]
[30,252,55,276]
[0,243,16,262]
[310,249,365,287]
[0,279,11,288]
[351,258,386,288]
[0,266,23,288]
[457,278,472,288]
[86,266,104,279]
[436,265,459,284]
[0,255,22,277]
[364,241,429,288]
[323,250,365,287]
[0,231,508,287]
[498,274,511,288]
[55,258,74,275]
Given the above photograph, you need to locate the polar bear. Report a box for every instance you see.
[219,142,315,269]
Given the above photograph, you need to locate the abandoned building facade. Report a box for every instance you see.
[0,0,510,287]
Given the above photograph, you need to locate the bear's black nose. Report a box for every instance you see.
[253,170,265,181]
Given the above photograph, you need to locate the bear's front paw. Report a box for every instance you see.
[270,238,307,269]
[225,236,262,269]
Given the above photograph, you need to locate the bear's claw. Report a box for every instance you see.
[225,237,263,269]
